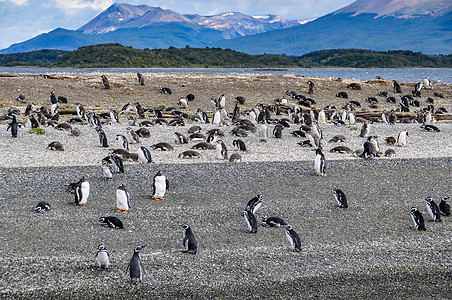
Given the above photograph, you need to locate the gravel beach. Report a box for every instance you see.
[0,72,451,299]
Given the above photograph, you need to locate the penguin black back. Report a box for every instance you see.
[127,246,145,283]
[332,186,348,208]
[243,209,258,233]
[246,194,263,214]
[181,224,198,254]
[99,216,124,229]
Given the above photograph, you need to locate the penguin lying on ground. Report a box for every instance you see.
[99,216,123,229]
[34,201,51,213]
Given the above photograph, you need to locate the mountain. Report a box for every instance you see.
[0,3,304,54]
[184,12,306,39]
[213,0,452,55]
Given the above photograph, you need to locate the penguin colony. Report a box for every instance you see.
[3,73,451,284]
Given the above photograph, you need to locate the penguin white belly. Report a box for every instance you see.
[95,251,110,268]
[318,111,326,124]
[117,190,129,210]
[216,144,223,159]
[213,111,221,125]
[79,182,90,205]
[153,176,166,198]
[314,155,322,174]
[286,232,295,248]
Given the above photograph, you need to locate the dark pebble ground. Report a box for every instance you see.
[0,158,451,299]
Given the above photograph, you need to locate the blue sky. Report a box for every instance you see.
[0,0,355,50]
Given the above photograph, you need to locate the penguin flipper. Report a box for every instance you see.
[166,179,170,190]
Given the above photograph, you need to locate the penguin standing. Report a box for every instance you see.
[362,139,377,158]
[246,194,263,214]
[34,201,51,213]
[6,115,23,138]
[127,246,145,283]
[332,186,348,208]
[359,122,370,138]
[110,109,119,123]
[243,209,258,233]
[94,244,111,269]
[96,127,109,147]
[285,225,302,252]
[152,171,169,200]
[137,146,153,163]
[116,184,130,213]
[439,196,450,216]
[102,162,113,180]
[392,80,402,93]
[126,127,140,144]
[397,131,409,147]
[410,208,426,231]
[116,135,129,151]
[348,112,356,125]
[259,121,268,142]
[216,140,228,160]
[318,109,326,124]
[75,177,90,206]
[425,197,442,222]
[423,76,432,89]
[181,224,198,254]
[314,148,326,176]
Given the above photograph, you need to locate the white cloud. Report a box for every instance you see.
[50,0,114,15]
[0,0,28,5]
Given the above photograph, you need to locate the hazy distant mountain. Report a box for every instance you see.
[184,12,308,39]
[213,0,452,55]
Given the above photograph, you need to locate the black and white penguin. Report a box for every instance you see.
[423,76,432,89]
[243,209,258,233]
[439,196,450,216]
[34,201,51,213]
[116,135,129,150]
[181,224,198,254]
[110,154,124,173]
[410,208,426,231]
[261,216,287,227]
[159,87,172,94]
[421,124,440,132]
[126,127,140,144]
[89,112,102,128]
[137,146,152,163]
[116,184,130,213]
[152,171,169,200]
[397,130,409,147]
[110,109,119,123]
[174,132,188,144]
[359,121,370,138]
[232,139,247,151]
[314,148,326,176]
[6,115,23,138]
[48,141,64,151]
[96,127,109,148]
[49,90,57,105]
[246,194,263,214]
[137,72,145,86]
[216,140,228,160]
[94,244,111,269]
[392,80,402,93]
[127,246,145,283]
[229,153,242,162]
[101,161,113,180]
[307,80,315,94]
[74,176,90,206]
[285,225,302,252]
[425,197,442,222]
[362,139,377,158]
[99,216,124,229]
[101,75,110,89]
[75,102,86,120]
[151,142,174,151]
[332,186,348,208]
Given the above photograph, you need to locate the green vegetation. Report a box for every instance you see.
[300,49,452,68]
[0,44,450,68]
[0,49,67,67]
[29,128,46,135]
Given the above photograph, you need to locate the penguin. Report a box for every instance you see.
[317,109,326,124]
[102,161,113,180]
[368,136,381,154]
[116,184,130,213]
[385,136,396,145]
[397,131,409,147]
[159,87,172,94]
[110,154,124,173]
[439,196,450,216]
[137,72,145,86]
[197,109,209,124]
[362,140,377,158]
[329,146,353,154]
[384,149,396,157]
[273,124,284,138]
[285,225,302,252]
[49,90,57,104]
[137,146,152,164]
[178,150,202,159]
[152,171,169,200]
[246,194,263,214]
[328,135,346,143]
[307,80,315,94]
[174,132,188,144]
[101,75,110,89]
[332,186,348,208]
[212,109,221,125]
[74,176,90,206]
[421,124,440,132]
[188,125,202,134]
[151,142,174,151]
[348,112,356,125]
[392,80,402,93]
[243,209,258,233]
[216,140,228,160]
[136,128,151,138]
[94,244,111,269]
[359,122,370,138]
[99,216,123,229]
[410,208,426,231]
[229,153,242,162]
[126,127,140,144]
[381,111,389,124]
[96,127,109,147]
[232,139,247,151]
[6,115,23,138]
[425,197,442,222]
[314,148,326,176]
[259,122,268,142]
[127,246,145,283]
[261,216,287,227]
[116,135,129,150]
[89,112,102,128]
[181,224,198,254]
[34,201,51,213]
[50,103,59,116]
[423,76,432,89]
[110,109,119,123]
[177,98,188,108]
[75,102,86,119]
[29,114,40,129]
[48,141,64,151]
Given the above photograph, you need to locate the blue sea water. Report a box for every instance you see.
[0,67,451,83]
